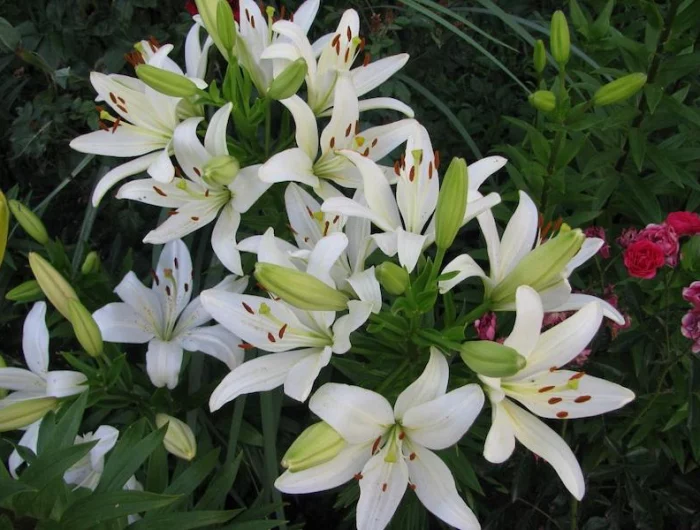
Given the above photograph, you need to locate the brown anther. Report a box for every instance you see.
[398,431,405,440]
[153,186,167,197]
[355,120,360,135]
[394,160,401,176]
[168,210,179,216]
[409,452,416,461]
[191,216,200,221]
[344,48,350,62]
[354,473,363,480]
[569,372,585,381]
[173,257,179,269]
[548,397,563,404]
[538,386,555,393]
[251,16,256,29]
[434,150,441,169]
[240,342,255,350]
[205,189,210,198]
[428,161,434,179]
[371,436,381,455]
[280,5,286,19]
[193,167,201,176]
[148,36,161,52]
[98,121,110,131]
[175,166,183,177]
[556,411,569,419]
[184,283,189,292]
[287,224,298,235]
[303,236,310,243]
[331,34,341,47]
[117,96,126,105]
[346,26,352,40]
[371,138,378,147]
[110,118,122,134]
[306,206,314,218]
[381,483,387,492]
[362,147,370,157]
[345,123,353,137]
[267,332,276,343]
[333,215,340,224]
[574,395,592,403]
[109,92,117,104]
[330,136,336,149]
[165,285,172,296]
[95,105,105,113]
[409,483,416,491]
[150,269,160,285]
[245,8,251,22]
[334,39,341,55]
[549,366,558,372]
[409,166,416,182]
[117,104,128,114]
[278,324,288,339]
[323,220,330,236]
[242,302,255,314]
[359,37,366,51]
[553,217,563,232]
[363,53,371,67]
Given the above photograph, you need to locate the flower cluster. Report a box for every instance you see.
[1,3,638,529]
[682,281,700,353]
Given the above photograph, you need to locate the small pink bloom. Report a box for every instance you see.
[570,348,591,367]
[666,212,700,237]
[623,239,666,279]
[681,309,700,354]
[609,314,631,339]
[542,311,571,328]
[683,281,700,308]
[474,312,497,341]
[584,226,610,258]
[617,228,639,248]
[636,223,680,266]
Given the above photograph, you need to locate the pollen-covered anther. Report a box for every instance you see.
[98,121,109,131]
[173,257,179,269]
[548,397,562,404]
[355,120,360,135]
[330,136,336,149]
[346,26,352,40]
[240,342,254,350]
[332,215,340,224]
[354,473,363,480]
[363,52,371,67]
[147,36,160,52]
[393,160,401,176]
[345,123,353,137]
[362,147,370,157]
[305,206,314,218]
[152,186,167,197]
[184,283,189,292]
[398,431,405,440]
[556,411,569,418]
[165,285,172,296]
[434,150,441,169]
[569,372,585,381]
[538,385,555,393]
[111,118,122,134]
[381,483,388,492]
[267,332,276,343]
[428,161,434,179]
[574,395,592,403]
[409,166,416,182]
[278,324,287,339]
[323,220,330,236]
[242,302,255,314]
[193,167,201,177]
[371,436,381,455]
[150,269,160,286]
[409,452,416,461]
[190,216,199,221]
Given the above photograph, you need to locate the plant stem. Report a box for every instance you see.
[264,101,272,157]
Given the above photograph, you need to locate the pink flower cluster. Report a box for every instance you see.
[682,281,700,354]
[619,211,700,279]
[583,226,610,259]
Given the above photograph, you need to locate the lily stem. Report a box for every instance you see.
[264,101,272,157]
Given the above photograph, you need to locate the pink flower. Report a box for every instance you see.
[584,226,610,258]
[636,223,680,266]
[683,281,700,308]
[623,240,666,279]
[570,348,591,367]
[681,309,700,354]
[617,228,639,248]
[610,314,631,339]
[474,312,497,341]
[542,311,570,328]
[666,212,700,237]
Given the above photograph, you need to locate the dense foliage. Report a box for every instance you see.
[0,0,699,529]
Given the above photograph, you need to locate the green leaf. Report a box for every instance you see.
[195,451,243,511]
[0,17,20,52]
[97,420,165,493]
[130,510,242,530]
[628,128,647,172]
[20,442,96,490]
[0,477,35,503]
[621,174,663,224]
[60,491,181,529]
[590,0,614,39]
[154,448,220,514]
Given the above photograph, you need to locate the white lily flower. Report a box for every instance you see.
[438,191,625,323]
[275,349,484,530]
[233,0,320,94]
[322,124,504,272]
[116,103,271,275]
[259,74,416,190]
[480,286,635,499]
[0,302,87,409]
[71,42,204,206]
[262,9,412,116]
[202,229,376,405]
[92,240,247,389]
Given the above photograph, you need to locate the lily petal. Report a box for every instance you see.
[9,420,41,478]
[143,198,222,244]
[284,347,332,402]
[22,302,49,376]
[396,228,427,273]
[146,339,183,389]
[394,348,448,421]
[351,54,409,98]
[178,324,244,370]
[497,191,538,280]
[204,103,232,157]
[504,286,543,358]
[280,95,319,161]
[69,125,167,157]
[467,156,508,190]
[347,268,382,314]
[309,383,394,444]
[548,293,625,325]
[306,233,348,286]
[0,368,46,393]
[230,164,270,213]
[356,447,408,530]
[91,152,162,206]
[483,401,516,464]
[438,254,487,294]
[332,301,373,354]
[146,146,175,183]
[259,148,319,187]
[356,97,414,118]
[173,117,209,182]
[92,302,155,344]
[113,272,164,332]
[357,119,415,162]
[116,178,192,208]
[212,203,243,275]
[45,370,88,398]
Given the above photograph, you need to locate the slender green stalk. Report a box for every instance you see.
[260,391,286,530]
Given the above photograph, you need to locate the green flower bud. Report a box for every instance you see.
[593,73,647,107]
[216,0,236,56]
[528,90,557,112]
[9,200,49,245]
[196,0,230,61]
[375,262,410,296]
[80,251,101,275]
[254,263,350,311]
[6,280,43,302]
[281,422,346,472]
[533,39,547,74]
[135,64,200,98]
[267,58,308,100]
[460,341,526,378]
[202,155,240,187]
[156,414,197,461]
[550,11,571,66]
[29,252,79,320]
[0,190,8,266]
[490,228,585,308]
[434,157,468,250]
[0,397,58,432]
[68,300,103,358]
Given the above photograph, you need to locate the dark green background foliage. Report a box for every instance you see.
[0,0,699,529]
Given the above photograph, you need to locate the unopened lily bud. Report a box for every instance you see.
[529,90,556,112]
[0,397,58,432]
[135,64,200,98]
[533,39,546,73]
[435,157,468,250]
[550,11,571,66]
[9,200,49,245]
[80,251,101,275]
[254,263,349,311]
[460,341,526,378]
[68,300,103,358]
[281,422,346,472]
[6,280,43,302]
[593,73,647,107]
[490,229,585,308]
[155,414,197,461]
[267,59,308,100]
[216,0,236,55]
[28,252,79,320]
[375,262,410,296]
[0,190,8,265]
[202,155,240,187]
